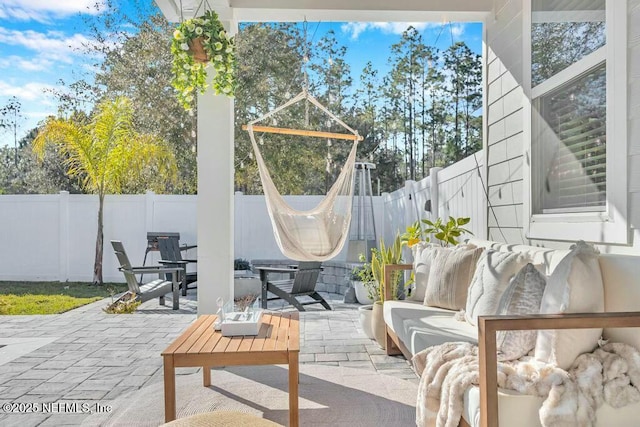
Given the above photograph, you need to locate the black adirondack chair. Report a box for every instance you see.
[257,262,331,311]
[111,240,182,310]
[157,236,197,296]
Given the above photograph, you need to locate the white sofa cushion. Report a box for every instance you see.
[465,250,530,326]
[535,241,605,369]
[600,254,640,351]
[383,300,477,356]
[462,385,640,427]
[496,263,547,361]
[425,245,484,310]
[467,239,570,276]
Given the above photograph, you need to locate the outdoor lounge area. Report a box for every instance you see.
[0,288,418,426]
[2,0,640,426]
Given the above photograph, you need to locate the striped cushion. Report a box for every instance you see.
[424,245,484,310]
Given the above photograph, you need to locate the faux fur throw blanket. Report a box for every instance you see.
[412,342,640,427]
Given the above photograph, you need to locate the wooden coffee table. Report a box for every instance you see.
[161,312,300,426]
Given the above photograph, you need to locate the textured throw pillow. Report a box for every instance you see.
[411,242,436,302]
[465,250,530,326]
[425,245,484,310]
[535,241,604,370]
[496,263,547,361]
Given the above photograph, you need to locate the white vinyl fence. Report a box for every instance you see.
[0,192,197,283]
[0,191,384,282]
[382,151,487,244]
[0,150,485,282]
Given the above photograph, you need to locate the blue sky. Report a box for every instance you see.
[0,0,482,147]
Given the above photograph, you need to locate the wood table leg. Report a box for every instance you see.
[203,365,211,387]
[163,355,176,422]
[289,351,299,427]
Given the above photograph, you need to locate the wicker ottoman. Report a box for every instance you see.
[162,411,282,426]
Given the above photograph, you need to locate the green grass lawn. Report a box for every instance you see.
[0,282,129,315]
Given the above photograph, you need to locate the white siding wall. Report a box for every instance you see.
[486,0,526,245]
[628,0,640,251]
[485,0,640,253]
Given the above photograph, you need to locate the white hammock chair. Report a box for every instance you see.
[245,90,362,261]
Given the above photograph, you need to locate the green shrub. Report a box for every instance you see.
[234,258,251,270]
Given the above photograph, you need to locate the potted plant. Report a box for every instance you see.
[233,258,260,299]
[369,234,404,348]
[351,254,377,340]
[401,216,473,248]
[351,254,376,305]
[234,258,251,272]
[171,10,235,112]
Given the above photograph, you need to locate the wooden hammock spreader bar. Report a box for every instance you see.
[242,125,363,141]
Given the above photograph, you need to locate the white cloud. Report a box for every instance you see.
[0,27,95,64]
[0,81,57,101]
[340,23,370,40]
[341,22,436,40]
[0,55,53,72]
[450,24,465,38]
[341,22,470,42]
[0,0,105,23]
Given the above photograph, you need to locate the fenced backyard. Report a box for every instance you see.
[0,151,484,287]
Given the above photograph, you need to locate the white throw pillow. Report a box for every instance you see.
[465,250,530,326]
[425,245,484,310]
[411,242,435,302]
[535,241,604,370]
[496,263,547,361]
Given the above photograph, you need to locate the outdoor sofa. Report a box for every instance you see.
[383,238,640,427]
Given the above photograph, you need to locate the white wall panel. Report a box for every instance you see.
[0,196,60,280]
[488,180,524,207]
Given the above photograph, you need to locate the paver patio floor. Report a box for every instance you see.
[0,288,416,426]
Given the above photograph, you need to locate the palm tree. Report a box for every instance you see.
[33,96,177,284]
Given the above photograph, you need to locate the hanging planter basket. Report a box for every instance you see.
[188,36,209,63]
[170,10,236,112]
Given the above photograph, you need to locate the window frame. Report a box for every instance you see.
[522,0,628,244]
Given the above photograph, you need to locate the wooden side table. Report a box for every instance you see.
[161,312,300,426]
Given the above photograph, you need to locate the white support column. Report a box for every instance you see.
[197,16,237,315]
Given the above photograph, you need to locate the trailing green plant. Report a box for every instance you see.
[171,10,235,112]
[401,216,473,248]
[370,234,404,303]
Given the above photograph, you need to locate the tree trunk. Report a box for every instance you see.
[93,193,105,285]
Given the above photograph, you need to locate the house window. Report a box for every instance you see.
[533,63,606,214]
[525,0,627,243]
[531,0,606,214]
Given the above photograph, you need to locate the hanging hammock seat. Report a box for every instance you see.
[245,90,361,262]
